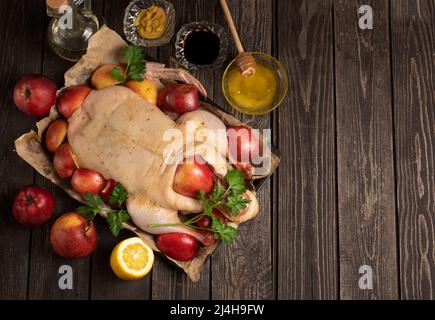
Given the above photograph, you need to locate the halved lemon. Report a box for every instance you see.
[110,237,154,280]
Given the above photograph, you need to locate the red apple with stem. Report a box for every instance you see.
[12,185,55,227]
[13,75,57,116]
[50,212,97,259]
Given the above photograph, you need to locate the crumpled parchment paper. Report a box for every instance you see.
[15,25,279,282]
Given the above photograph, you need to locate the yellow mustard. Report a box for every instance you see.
[135,5,167,40]
[227,64,278,110]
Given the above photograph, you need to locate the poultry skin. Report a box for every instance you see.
[68,86,258,244]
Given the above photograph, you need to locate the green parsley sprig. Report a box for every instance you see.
[111,45,145,84]
[150,169,249,244]
[76,182,130,237]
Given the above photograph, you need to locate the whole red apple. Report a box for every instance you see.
[227,126,261,163]
[56,85,91,118]
[12,185,55,227]
[172,156,215,198]
[71,168,106,195]
[13,75,57,116]
[53,143,78,179]
[157,84,199,113]
[156,233,198,261]
[45,118,68,153]
[50,212,97,259]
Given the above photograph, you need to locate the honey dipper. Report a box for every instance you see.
[219,0,256,76]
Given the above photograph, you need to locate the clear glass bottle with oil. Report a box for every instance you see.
[46,0,103,61]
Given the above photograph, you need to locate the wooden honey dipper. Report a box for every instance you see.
[219,0,256,76]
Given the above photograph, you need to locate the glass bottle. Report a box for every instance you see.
[46,0,103,61]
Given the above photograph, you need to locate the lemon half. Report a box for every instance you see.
[110,237,154,280]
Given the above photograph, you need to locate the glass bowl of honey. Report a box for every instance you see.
[222,52,288,115]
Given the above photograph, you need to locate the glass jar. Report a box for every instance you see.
[47,0,104,61]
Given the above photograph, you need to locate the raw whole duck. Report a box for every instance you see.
[68,85,258,244]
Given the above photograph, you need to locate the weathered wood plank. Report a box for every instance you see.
[276,0,337,299]
[28,0,105,300]
[391,0,435,300]
[89,0,153,299]
[152,0,214,300]
[0,0,45,300]
[334,0,398,299]
[211,0,274,300]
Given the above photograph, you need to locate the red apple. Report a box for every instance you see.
[157,84,199,113]
[71,168,106,195]
[227,126,261,163]
[13,75,56,116]
[53,143,78,179]
[100,178,116,204]
[12,185,55,227]
[234,162,254,180]
[56,85,91,118]
[172,156,215,198]
[199,230,216,246]
[50,212,97,259]
[45,119,68,153]
[196,209,226,229]
[156,233,198,261]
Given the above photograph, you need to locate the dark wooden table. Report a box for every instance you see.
[0,0,434,300]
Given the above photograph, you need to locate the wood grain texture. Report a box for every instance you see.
[152,0,214,300]
[27,0,105,300]
[275,0,337,299]
[0,0,45,300]
[391,0,435,300]
[211,0,274,300]
[335,0,398,299]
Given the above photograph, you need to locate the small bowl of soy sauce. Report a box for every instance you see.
[175,22,229,70]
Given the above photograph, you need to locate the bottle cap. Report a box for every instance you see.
[46,0,68,11]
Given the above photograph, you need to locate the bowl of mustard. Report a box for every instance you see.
[222,52,288,115]
[124,0,175,47]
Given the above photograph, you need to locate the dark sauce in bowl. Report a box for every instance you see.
[175,22,228,70]
[184,29,220,65]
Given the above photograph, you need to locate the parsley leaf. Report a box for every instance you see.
[109,182,128,207]
[226,192,249,216]
[76,188,130,237]
[107,209,130,237]
[76,205,99,222]
[111,67,126,83]
[77,193,102,223]
[111,45,145,84]
[211,216,238,244]
[149,169,249,245]
[85,192,102,207]
[225,170,247,194]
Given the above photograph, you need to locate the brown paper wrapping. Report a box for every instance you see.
[14,26,279,282]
